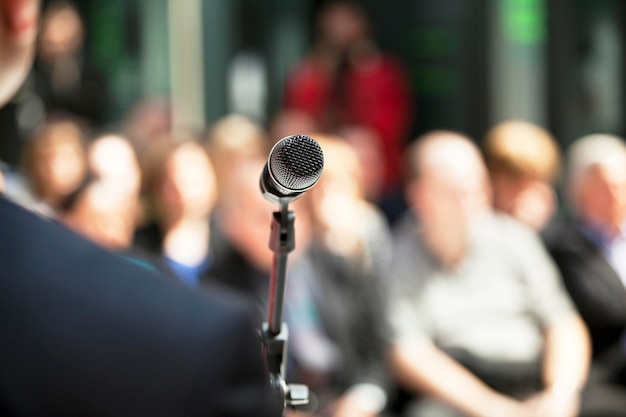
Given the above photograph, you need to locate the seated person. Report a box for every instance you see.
[19,116,88,215]
[206,156,277,321]
[482,120,561,232]
[389,131,590,417]
[135,134,218,287]
[209,155,392,417]
[544,134,626,414]
[287,135,392,417]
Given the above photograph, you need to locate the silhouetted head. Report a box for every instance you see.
[0,0,38,106]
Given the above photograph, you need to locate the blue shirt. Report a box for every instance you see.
[578,221,626,287]
[165,255,211,288]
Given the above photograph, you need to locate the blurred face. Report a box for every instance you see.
[41,139,86,197]
[491,172,524,214]
[89,136,141,198]
[318,3,368,51]
[124,100,172,153]
[161,143,217,221]
[491,172,555,231]
[313,164,360,231]
[62,183,135,249]
[220,160,276,272]
[344,131,384,202]
[419,170,486,227]
[576,160,626,234]
[39,4,83,58]
[0,0,39,106]
[408,139,491,266]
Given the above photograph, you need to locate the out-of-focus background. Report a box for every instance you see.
[7,2,626,417]
[1,0,624,165]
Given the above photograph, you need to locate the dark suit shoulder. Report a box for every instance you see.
[542,214,586,251]
[541,210,626,358]
[0,197,278,416]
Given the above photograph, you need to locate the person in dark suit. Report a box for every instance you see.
[543,134,626,415]
[0,198,280,416]
[0,1,280,415]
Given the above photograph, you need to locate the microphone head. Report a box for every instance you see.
[269,134,324,193]
[261,135,324,205]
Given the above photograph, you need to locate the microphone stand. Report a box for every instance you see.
[263,202,309,413]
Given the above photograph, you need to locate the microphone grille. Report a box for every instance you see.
[269,135,324,191]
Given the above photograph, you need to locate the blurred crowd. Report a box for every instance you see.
[4,1,626,417]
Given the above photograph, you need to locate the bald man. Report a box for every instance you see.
[388,131,590,417]
[0,1,280,416]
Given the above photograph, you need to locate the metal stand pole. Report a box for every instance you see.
[262,204,308,412]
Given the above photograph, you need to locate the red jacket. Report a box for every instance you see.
[285,53,414,192]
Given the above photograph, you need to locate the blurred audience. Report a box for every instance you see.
[284,0,413,201]
[88,133,141,201]
[33,0,109,127]
[544,134,626,415]
[59,177,132,250]
[204,114,268,202]
[61,133,140,248]
[135,134,218,287]
[284,135,392,417]
[122,98,172,157]
[207,156,277,320]
[19,116,87,215]
[389,131,590,417]
[483,120,561,232]
[48,132,176,275]
[337,125,385,204]
[205,134,393,416]
[307,133,391,278]
[269,108,319,144]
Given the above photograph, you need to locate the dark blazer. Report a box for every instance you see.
[0,197,281,417]
[543,215,626,363]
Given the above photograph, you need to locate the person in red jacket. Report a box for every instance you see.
[284,0,413,197]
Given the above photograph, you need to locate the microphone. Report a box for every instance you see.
[260,134,324,206]
[260,134,322,410]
